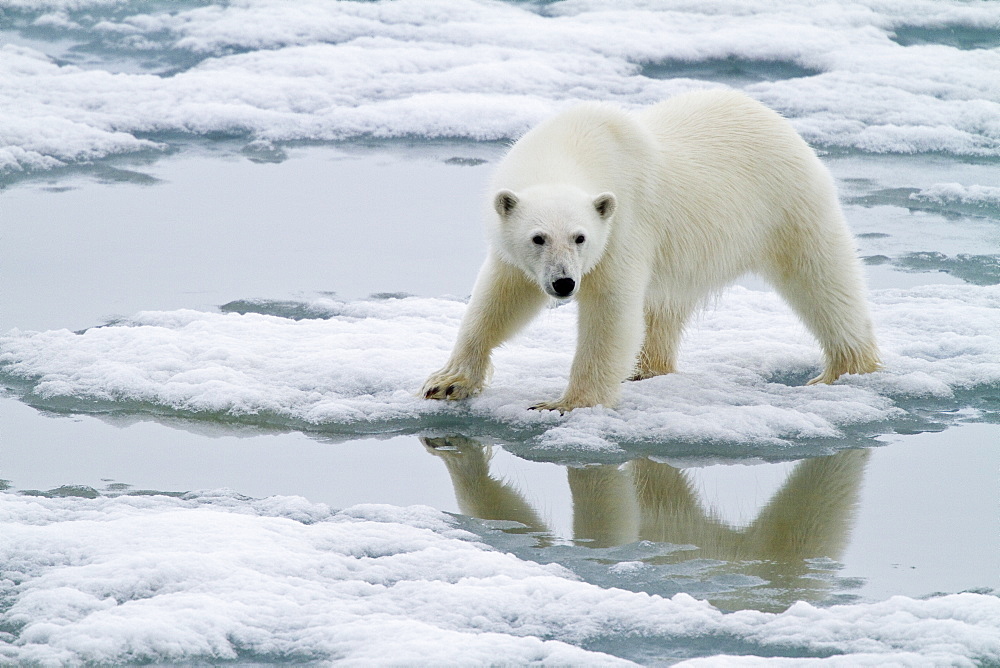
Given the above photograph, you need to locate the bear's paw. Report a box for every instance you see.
[529,397,600,414]
[421,369,484,401]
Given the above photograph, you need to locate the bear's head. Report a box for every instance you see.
[491,184,617,299]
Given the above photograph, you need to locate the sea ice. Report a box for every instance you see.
[911,183,1000,209]
[2,0,999,174]
[1,285,997,452]
[1,490,997,665]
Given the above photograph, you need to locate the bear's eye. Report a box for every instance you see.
[575,235,586,244]
[532,235,545,245]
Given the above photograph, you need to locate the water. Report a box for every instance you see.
[2,144,998,664]
[0,143,498,333]
[2,1,999,665]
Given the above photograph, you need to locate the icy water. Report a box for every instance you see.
[2,0,1000,665]
[3,144,998,665]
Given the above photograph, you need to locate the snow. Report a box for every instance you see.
[1,490,997,666]
[2,0,1000,173]
[2,2,997,664]
[2,284,998,451]
[911,183,1000,209]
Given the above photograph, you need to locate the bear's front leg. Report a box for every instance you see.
[423,254,547,401]
[532,282,645,412]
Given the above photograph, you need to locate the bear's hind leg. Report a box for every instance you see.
[766,222,880,385]
[629,303,690,381]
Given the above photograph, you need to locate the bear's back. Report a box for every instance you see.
[637,90,825,188]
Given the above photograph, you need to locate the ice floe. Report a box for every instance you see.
[2,0,999,173]
[1,284,997,454]
[1,490,997,665]
[910,183,1000,216]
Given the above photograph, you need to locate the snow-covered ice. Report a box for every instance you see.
[1,490,997,666]
[2,1,998,664]
[1,284,998,454]
[910,183,1000,218]
[2,0,1000,173]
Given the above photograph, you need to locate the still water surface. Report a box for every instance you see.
[2,145,997,618]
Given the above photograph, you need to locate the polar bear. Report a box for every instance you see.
[423,90,880,412]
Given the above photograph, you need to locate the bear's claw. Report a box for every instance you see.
[421,370,483,401]
[531,393,611,413]
[529,400,575,414]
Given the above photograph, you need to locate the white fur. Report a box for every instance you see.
[423,90,880,411]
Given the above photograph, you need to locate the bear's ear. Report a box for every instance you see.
[494,189,519,218]
[593,192,617,220]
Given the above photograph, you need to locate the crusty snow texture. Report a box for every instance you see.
[1,284,998,449]
[2,0,1000,172]
[1,491,998,666]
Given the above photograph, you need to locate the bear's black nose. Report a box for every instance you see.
[552,277,576,297]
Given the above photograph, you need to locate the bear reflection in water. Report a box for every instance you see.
[423,435,868,612]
